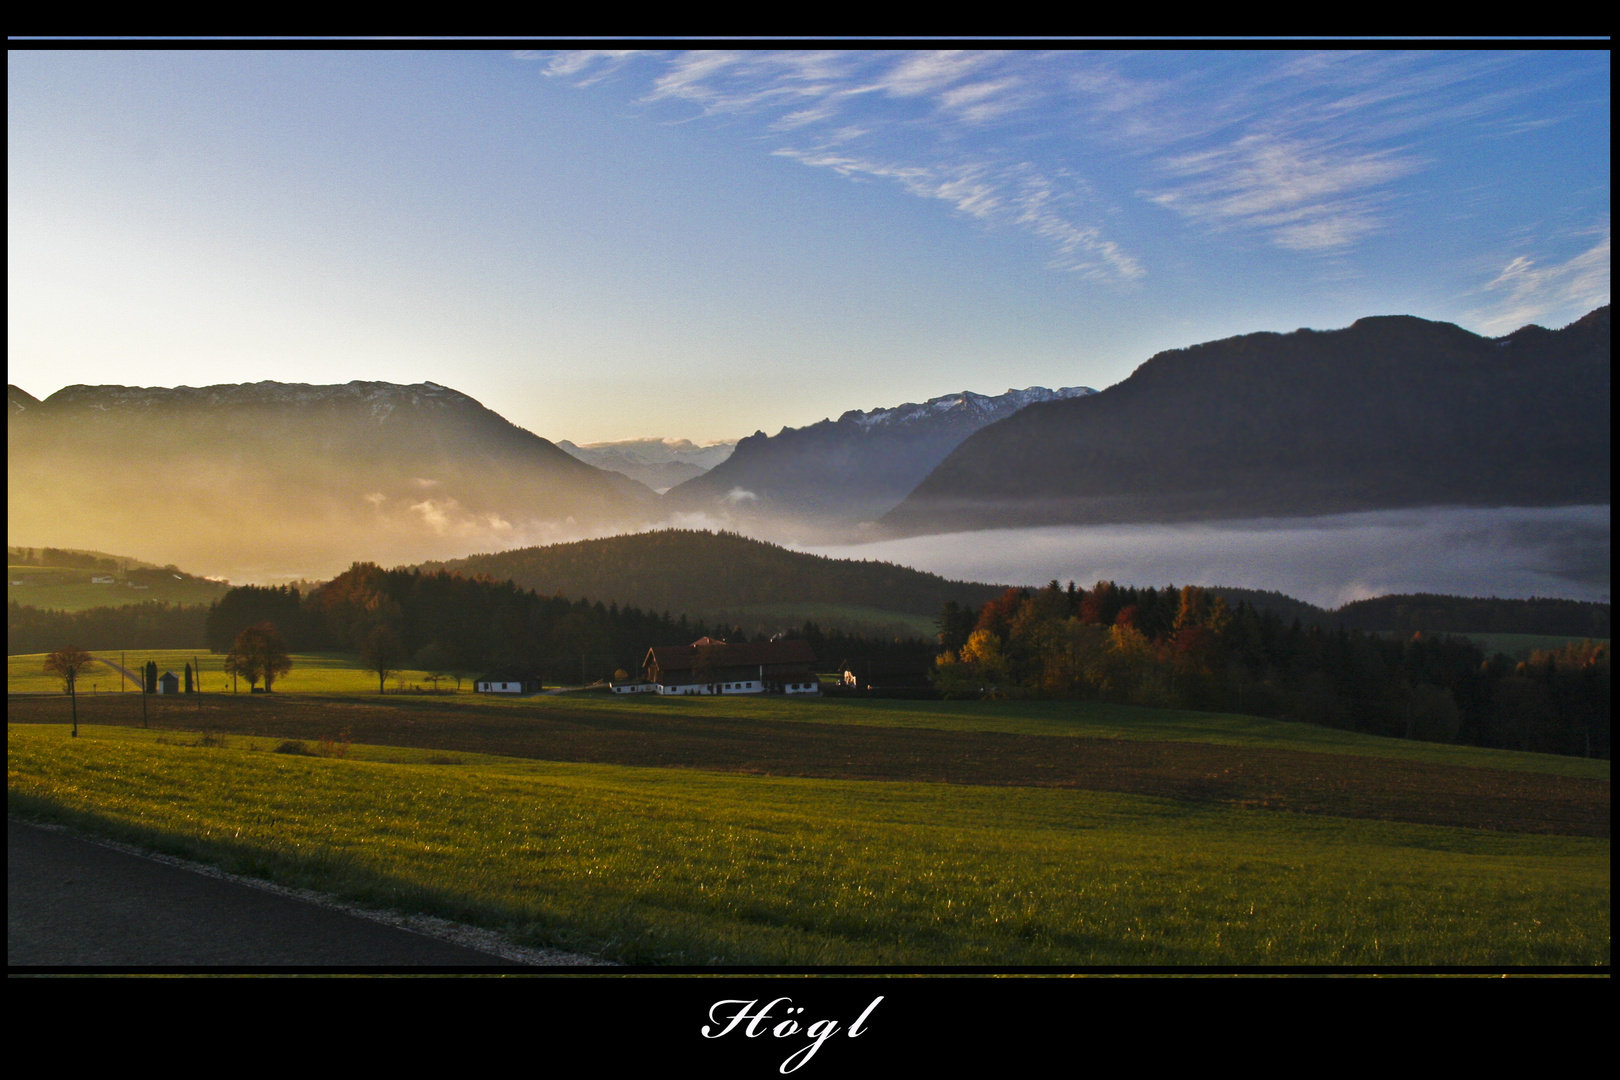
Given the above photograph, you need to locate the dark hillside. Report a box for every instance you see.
[884,307,1610,534]
[417,530,1009,619]
[1334,595,1610,638]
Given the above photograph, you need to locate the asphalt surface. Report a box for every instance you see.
[8,819,524,968]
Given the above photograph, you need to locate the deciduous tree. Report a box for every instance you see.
[44,646,96,694]
[231,622,292,692]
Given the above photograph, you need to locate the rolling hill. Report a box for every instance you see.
[415,529,1010,630]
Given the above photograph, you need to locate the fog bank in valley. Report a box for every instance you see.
[795,505,1611,609]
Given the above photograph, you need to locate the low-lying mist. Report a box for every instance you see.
[792,505,1611,609]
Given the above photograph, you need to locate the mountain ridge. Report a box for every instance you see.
[665,384,1095,530]
[882,308,1610,536]
[8,379,658,580]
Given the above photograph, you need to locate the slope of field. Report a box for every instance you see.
[7,566,230,612]
[10,723,1608,966]
[707,602,939,641]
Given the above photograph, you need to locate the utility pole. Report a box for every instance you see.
[195,656,202,713]
[68,664,78,738]
[121,651,126,692]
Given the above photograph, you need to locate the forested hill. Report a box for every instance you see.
[1334,594,1610,638]
[883,306,1611,536]
[415,530,1009,619]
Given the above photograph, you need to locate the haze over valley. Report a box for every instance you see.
[8,305,1611,603]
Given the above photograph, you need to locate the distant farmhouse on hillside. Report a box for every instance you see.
[618,637,821,696]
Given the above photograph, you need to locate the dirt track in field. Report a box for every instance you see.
[10,694,1609,838]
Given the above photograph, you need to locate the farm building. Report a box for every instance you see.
[642,637,821,696]
[474,670,543,695]
[609,679,658,695]
[156,670,181,694]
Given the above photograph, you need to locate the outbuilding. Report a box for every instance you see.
[156,670,181,694]
[474,671,542,695]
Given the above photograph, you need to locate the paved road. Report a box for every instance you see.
[8,820,524,968]
[89,654,147,691]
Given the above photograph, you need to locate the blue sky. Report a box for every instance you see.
[8,48,1610,443]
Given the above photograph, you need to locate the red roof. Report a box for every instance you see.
[645,639,817,673]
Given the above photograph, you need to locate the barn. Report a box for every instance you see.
[642,637,820,696]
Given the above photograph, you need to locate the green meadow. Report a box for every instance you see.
[9,650,464,696]
[9,722,1608,966]
[6,564,230,612]
[708,601,939,640]
[1457,632,1611,661]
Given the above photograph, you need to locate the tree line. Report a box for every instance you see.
[933,582,1610,758]
[8,546,122,571]
[9,601,210,655]
[200,563,938,687]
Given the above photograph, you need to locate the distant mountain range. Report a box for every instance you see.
[556,437,736,493]
[664,385,1095,531]
[9,307,1608,586]
[7,380,656,579]
[883,307,1610,536]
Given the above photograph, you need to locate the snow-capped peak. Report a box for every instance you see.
[840,385,1095,431]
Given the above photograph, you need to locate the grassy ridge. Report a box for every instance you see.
[10,724,1609,966]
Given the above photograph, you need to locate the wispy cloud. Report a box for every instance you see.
[1146,135,1420,252]
[530,50,1595,275]
[536,50,1142,284]
[1474,227,1611,334]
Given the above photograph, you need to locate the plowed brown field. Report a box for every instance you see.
[10,693,1608,838]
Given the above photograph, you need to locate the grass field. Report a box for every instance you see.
[707,602,939,640]
[10,649,1609,781]
[1456,632,1611,660]
[7,565,230,612]
[9,722,1608,966]
[8,650,467,696]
